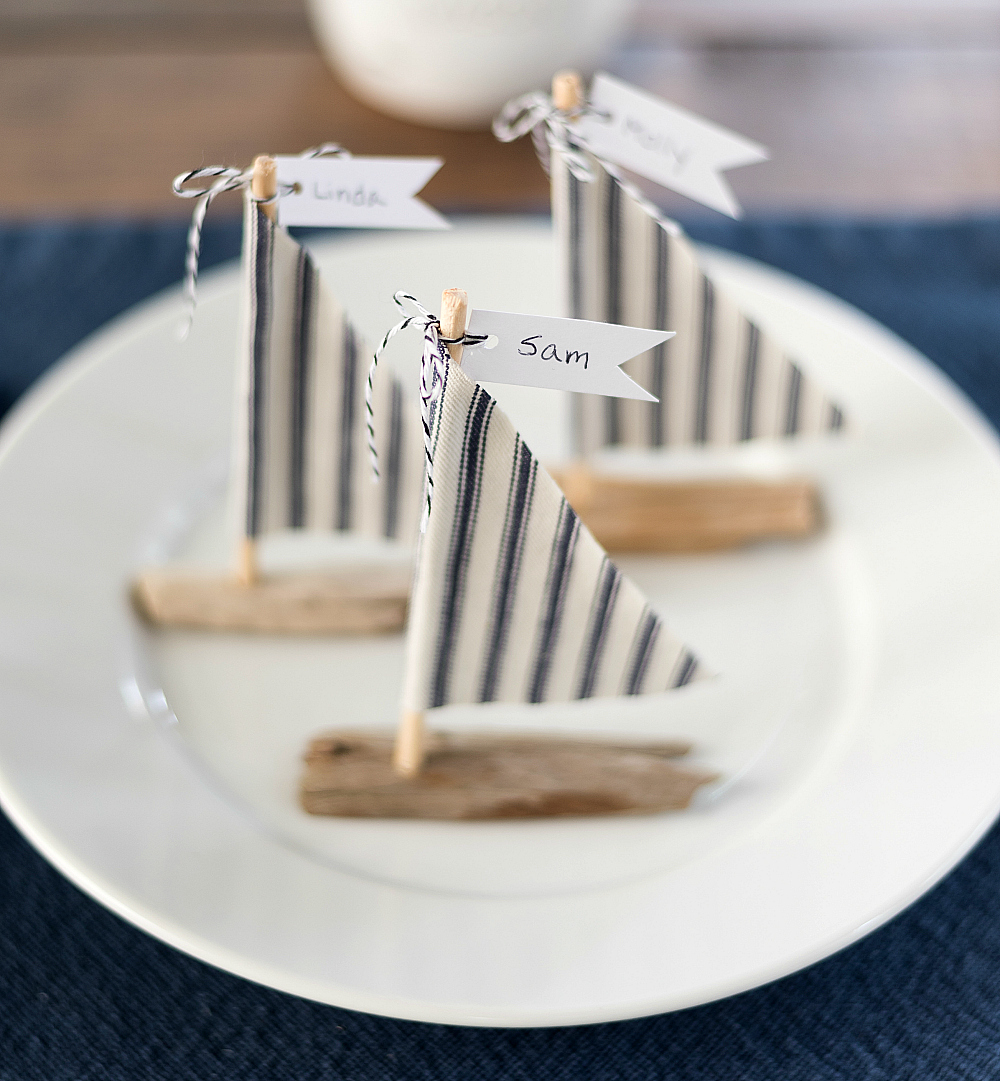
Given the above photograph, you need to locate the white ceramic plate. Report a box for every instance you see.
[1,219,999,1028]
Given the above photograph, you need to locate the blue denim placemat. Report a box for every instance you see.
[2,214,1000,1079]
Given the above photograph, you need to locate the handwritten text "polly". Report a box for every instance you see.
[620,116,692,174]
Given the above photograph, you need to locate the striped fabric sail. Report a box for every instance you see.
[551,147,845,455]
[233,199,424,543]
[401,357,703,712]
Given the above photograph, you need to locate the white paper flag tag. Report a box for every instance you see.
[273,156,449,229]
[575,72,768,218]
[462,310,669,400]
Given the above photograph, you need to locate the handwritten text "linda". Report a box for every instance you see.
[312,183,388,207]
[519,335,589,369]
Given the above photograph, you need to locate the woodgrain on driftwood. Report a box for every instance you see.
[300,730,716,819]
[132,566,409,634]
[552,467,820,553]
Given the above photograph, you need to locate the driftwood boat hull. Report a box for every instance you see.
[553,468,820,553]
[300,731,716,819]
[132,568,409,635]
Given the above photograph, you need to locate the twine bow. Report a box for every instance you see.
[492,90,606,181]
[493,91,684,242]
[172,144,352,338]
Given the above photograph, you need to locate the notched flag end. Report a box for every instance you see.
[412,196,451,230]
[609,367,658,402]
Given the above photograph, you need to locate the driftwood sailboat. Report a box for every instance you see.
[497,73,845,553]
[134,156,425,634]
[300,289,716,820]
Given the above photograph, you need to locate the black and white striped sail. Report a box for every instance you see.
[401,359,703,712]
[551,146,845,454]
[233,200,424,543]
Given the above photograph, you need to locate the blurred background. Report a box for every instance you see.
[3,0,999,219]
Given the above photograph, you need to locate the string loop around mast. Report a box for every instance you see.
[365,291,486,530]
[492,88,684,241]
[492,89,606,182]
[172,144,350,339]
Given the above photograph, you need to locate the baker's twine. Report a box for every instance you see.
[493,91,684,241]
[366,292,487,530]
[492,90,608,181]
[172,144,351,338]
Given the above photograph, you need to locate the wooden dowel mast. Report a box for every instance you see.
[235,535,258,587]
[393,710,427,778]
[235,154,278,587]
[252,154,277,222]
[552,70,583,112]
[392,288,469,778]
[440,287,469,363]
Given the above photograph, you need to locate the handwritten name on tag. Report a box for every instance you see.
[575,73,768,218]
[273,156,449,229]
[462,310,670,399]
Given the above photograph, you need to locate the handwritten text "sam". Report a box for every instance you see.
[518,335,589,369]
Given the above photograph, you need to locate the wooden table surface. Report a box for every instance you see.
[2,33,548,218]
[2,20,999,218]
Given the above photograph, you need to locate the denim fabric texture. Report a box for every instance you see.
[2,215,1000,1080]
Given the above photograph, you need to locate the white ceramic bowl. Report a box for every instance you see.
[306,0,634,128]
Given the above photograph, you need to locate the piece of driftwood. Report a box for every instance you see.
[300,730,716,819]
[132,566,409,634]
[552,466,820,553]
